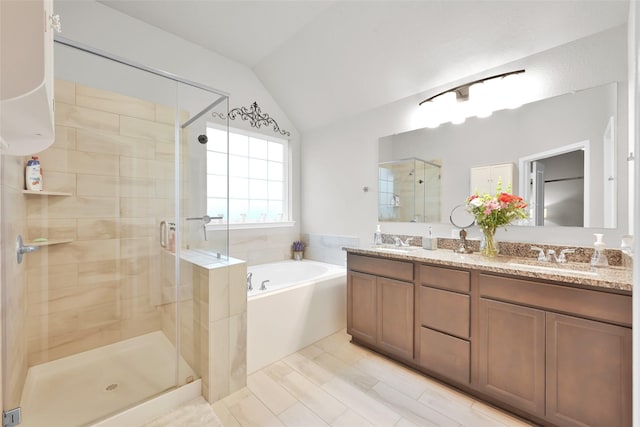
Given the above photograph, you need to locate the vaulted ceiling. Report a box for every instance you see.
[98,1,629,132]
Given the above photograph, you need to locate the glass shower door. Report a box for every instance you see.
[1,40,227,427]
[174,83,229,398]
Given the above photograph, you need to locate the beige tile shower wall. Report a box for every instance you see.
[158,256,247,403]
[158,256,210,399]
[1,155,29,408]
[25,80,179,365]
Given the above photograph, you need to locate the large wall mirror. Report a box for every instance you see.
[379,81,625,229]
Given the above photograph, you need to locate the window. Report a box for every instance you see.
[206,126,289,225]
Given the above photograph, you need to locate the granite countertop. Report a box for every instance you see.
[345,246,632,293]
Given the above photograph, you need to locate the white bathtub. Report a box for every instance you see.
[247,259,346,373]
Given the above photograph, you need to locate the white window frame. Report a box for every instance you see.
[205,123,294,230]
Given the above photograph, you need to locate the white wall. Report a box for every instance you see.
[54,1,301,263]
[302,25,629,248]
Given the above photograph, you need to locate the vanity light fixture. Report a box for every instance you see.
[418,69,525,128]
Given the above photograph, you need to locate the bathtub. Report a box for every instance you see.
[247,259,346,373]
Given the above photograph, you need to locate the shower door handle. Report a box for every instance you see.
[160,221,167,248]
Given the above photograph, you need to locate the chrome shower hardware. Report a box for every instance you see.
[186,214,223,240]
[16,235,39,264]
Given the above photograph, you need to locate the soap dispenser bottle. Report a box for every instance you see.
[590,233,609,267]
[422,226,437,250]
[25,156,42,191]
[374,224,383,245]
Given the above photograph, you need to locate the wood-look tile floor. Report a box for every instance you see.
[212,330,535,427]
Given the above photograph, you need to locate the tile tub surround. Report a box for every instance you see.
[302,234,360,266]
[346,246,632,292]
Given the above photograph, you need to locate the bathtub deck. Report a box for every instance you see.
[20,331,195,427]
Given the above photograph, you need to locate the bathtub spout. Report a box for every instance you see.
[260,280,269,291]
[247,272,253,291]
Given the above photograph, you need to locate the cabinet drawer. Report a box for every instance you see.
[418,264,469,293]
[479,273,631,326]
[418,327,470,384]
[348,253,413,282]
[418,286,469,339]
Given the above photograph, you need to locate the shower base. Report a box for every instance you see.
[20,331,197,427]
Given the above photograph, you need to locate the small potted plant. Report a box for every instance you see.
[292,240,305,260]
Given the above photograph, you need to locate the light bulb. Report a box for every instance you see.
[469,81,493,118]
[419,101,441,128]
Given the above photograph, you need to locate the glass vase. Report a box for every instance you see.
[481,228,499,257]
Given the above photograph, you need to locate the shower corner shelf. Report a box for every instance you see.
[30,238,73,247]
[22,190,73,196]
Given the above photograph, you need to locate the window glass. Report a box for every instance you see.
[207,126,289,224]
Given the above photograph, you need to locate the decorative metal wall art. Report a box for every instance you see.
[212,101,291,137]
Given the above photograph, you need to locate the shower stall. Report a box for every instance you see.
[1,38,230,426]
[378,157,442,223]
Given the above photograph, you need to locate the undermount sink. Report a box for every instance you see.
[374,245,421,254]
[507,260,599,277]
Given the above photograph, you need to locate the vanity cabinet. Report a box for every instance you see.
[477,273,632,427]
[416,264,471,385]
[545,313,631,427]
[345,250,632,427]
[347,271,377,346]
[347,254,414,360]
[477,298,546,417]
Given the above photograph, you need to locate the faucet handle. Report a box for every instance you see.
[531,246,546,261]
[558,249,575,263]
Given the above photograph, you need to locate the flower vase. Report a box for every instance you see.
[481,228,499,257]
[293,251,303,261]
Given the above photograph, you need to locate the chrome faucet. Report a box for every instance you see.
[530,246,575,263]
[394,237,414,247]
[530,246,546,261]
[557,248,575,263]
[260,280,269,291]
[247,272,253,291]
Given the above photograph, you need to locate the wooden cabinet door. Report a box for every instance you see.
[377,277,414,360]
[478,298,545,417]
[546,313,631,427]
[418,327,470,384]
[347,271,377,346]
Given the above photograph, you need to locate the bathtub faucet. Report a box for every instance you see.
[247,272,253,291]
[260,280,269,291]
